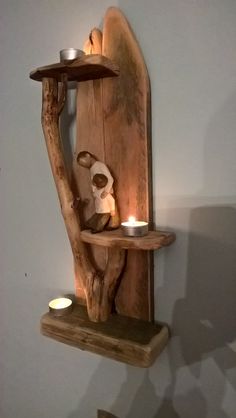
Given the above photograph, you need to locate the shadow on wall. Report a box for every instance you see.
[165,205,236,418]
[173,205,236,372]
[60,82,77,175]
[110,368,206,418]
[154,90,236,417]
[170,90,236,386]
[67,360,208,418]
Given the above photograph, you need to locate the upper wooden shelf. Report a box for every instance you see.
[30,54,119,82]
[80,228,176,251]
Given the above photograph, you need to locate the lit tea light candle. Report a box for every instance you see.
[49,297,73,316]
[59,48,84,62]
[121,216,149,237]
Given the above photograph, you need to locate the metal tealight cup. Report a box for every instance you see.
[121,221,149,237]
[60,48,84,62]
[49,297,73,317]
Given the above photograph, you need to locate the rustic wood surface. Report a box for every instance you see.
[80,229,176,250]
[74,9,155,321]
[41,304,169,367]
[30,54,119,82]
[73,29,108,300]
[41,77,125,322]
[102,7,154,320]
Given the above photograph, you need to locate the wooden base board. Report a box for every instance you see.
[40,304,169,368]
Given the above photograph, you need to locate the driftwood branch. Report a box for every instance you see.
[87,248,126,321]
[41,77,125,322]
[57,74,67,114]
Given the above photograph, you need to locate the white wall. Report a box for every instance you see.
[1,1,236,417]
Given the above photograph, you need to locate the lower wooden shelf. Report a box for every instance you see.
[40,304,170,367]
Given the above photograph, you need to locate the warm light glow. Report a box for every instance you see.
[121,218,149,236]
[128,216,136,224]
[121,219,148,227]
[49,297,72,310]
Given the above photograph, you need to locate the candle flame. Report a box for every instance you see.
[128,216,136,224]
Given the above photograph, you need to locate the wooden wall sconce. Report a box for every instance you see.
[30,7,175,367]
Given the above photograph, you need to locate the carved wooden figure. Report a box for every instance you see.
[76,151,119,233]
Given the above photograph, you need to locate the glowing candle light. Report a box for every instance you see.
[121,216,148,237]
[49,297,73,316]
[128,216,136,224]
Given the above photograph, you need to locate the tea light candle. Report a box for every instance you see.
[121,216,149,237]
[59,48,84,62]
[49,297,73,316]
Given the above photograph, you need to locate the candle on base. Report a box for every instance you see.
[49,297,73,316]
[60,48,84,62]
[121,216,149,237]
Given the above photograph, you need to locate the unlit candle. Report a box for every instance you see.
[60,48,84,62]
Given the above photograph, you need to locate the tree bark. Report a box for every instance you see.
[41,77,125,322]
[87,248,126,321]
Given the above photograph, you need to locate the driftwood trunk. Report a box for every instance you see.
[41,77,125,322]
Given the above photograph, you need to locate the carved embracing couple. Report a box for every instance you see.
[76,151,120,233]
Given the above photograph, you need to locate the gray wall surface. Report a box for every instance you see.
[1,1,236,417]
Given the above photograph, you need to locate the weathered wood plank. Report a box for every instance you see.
[73,29,108,300]
[73,9,155,320]
[41,304,169,367]
[102,7,154,320]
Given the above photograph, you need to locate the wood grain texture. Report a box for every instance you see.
[73,29,108,300]
[30,54,119,82]
[102,7,154,320]
[81,229,176,250]
[74,9,156,320]
[41,77,125,322]
[41,304,169,367]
